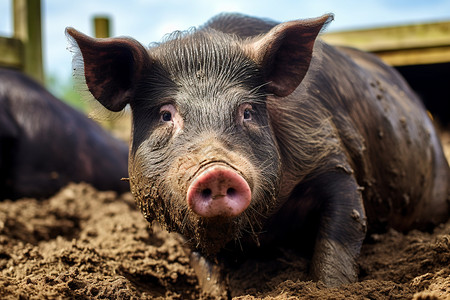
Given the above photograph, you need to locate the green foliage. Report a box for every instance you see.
[45,73,88,112]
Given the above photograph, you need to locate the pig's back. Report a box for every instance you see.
[308,44,450,231]
[202,13,278,38]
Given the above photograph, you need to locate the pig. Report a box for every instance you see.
[0,68,129,200]
[66,12,450,297]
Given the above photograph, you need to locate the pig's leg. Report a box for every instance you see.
[190,251,228,298]
[308,168,367,286]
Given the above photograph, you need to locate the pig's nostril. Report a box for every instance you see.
[201,188,212,199]
[227,188,236,197]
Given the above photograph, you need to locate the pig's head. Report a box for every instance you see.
[66,14,331,255]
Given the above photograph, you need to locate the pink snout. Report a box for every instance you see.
[186,165,251,218]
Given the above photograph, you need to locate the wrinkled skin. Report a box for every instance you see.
[0,69,129,200]
[67,12,450,298]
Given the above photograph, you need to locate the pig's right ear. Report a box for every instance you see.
[245,14,333,97]
[66,28,151,112]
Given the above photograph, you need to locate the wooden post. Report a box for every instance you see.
[13,0,44,83]
[93,16,116,130]
[94,16,111,38]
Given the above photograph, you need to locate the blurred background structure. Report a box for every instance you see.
[0,0,43,83]
[322,21,450,125]
[0,0,449,125]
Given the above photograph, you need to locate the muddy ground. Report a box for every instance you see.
[0,132,449,299]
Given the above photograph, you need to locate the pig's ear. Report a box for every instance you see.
[65,28,151,112]
[246,14,333,97]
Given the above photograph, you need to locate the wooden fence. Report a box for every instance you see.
[0,0,43,83]
[322,20,450,66]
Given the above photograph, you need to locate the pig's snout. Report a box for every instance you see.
[187,166,251,218]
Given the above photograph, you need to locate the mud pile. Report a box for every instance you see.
[0,182,448,299]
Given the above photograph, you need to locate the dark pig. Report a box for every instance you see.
[66,13,450,296]
[0,68,129,200]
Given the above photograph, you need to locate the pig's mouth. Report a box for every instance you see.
[192,215,243,255]
[181,160,255,254]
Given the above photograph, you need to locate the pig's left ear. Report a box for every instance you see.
[66,28,151,112]
[246,14,333,97]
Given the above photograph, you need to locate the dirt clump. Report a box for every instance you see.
[0,182,448,299]
[0,184,198,299]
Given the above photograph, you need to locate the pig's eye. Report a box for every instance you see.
[239,104,253,123]
[159,104,177,123]
[161,111,172,122]
[243,109,252,120]
[158,104,183,133]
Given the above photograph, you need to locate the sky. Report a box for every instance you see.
[1,0,450,89]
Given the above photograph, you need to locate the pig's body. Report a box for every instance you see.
[0,69,129,200]
[67,12,450,297]
[258,40,448,234]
